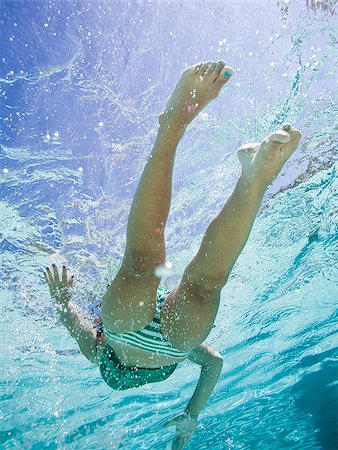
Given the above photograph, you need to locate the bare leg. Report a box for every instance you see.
[123,60,234,275]
[187,124,302,285]
[124,127,183,271]
[161,124,302,350]
[102,60,234,332]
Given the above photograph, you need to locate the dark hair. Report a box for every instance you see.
[93,313,103,336]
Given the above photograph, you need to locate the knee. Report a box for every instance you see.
[184,273,227,299]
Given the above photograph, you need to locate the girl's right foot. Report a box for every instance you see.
[238,123,302,189]
[159,60,234,131]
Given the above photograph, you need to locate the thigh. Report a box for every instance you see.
[101,263,160,334]
[160,274,222,352]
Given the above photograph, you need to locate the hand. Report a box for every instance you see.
[164,411,198,449]
[44,264,74,307]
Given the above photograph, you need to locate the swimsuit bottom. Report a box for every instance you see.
[100,343,177,391]
[102,287,193,359]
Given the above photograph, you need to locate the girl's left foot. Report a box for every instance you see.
[159,60,234,131]
[238,123,302,189]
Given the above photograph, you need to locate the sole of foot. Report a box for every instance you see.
[238,123,302,188]
[159,60,234,131]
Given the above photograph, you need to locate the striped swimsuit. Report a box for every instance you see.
[103,287,193,359]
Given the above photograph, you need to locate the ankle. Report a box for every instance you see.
[158,120,186,140]
[237,173,269,197]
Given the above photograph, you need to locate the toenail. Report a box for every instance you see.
[282,123,291,130]
[224,69,233,78]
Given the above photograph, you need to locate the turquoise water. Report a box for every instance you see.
[1,1,337,449]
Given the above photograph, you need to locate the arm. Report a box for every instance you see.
[56,300,106,365]
[184,342,223,417]
[44,264,107,365]
[164,342,223,449]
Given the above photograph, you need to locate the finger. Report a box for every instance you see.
[69,274,74,288]
[176,436,184,450]
[43,271,50,284]
[62,265,67,283]
[182,435,190,446]
[52,264,60,284]
[46,267,55,286]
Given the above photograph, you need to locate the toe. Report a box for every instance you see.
[207,61,217,76]
[186,62,204,76]
[214,65,234,89]
[211,60,226,81]
[201,61,213,77]
[289,127,302,144]
[281,122,291,132]
[281,123,302,141]
[196,62,208,76]
[263,130,291,146]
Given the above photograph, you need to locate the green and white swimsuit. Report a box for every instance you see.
[103,287,193,359]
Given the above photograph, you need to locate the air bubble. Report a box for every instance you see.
[52,131,59,141]
[154,261,173,278]
[43,133,51,143]
[78,167,83,172]
[3,168,9,174]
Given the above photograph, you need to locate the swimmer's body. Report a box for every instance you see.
[44,60,301,449]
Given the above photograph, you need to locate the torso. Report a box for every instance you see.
[105,337,187,368]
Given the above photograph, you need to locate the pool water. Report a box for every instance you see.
[1,1,337,449]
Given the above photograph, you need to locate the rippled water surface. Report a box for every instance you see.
[1,1,337,449]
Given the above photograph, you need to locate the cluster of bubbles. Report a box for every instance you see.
[43,131,60,143]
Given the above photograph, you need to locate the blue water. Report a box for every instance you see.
[1,1,337,449]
